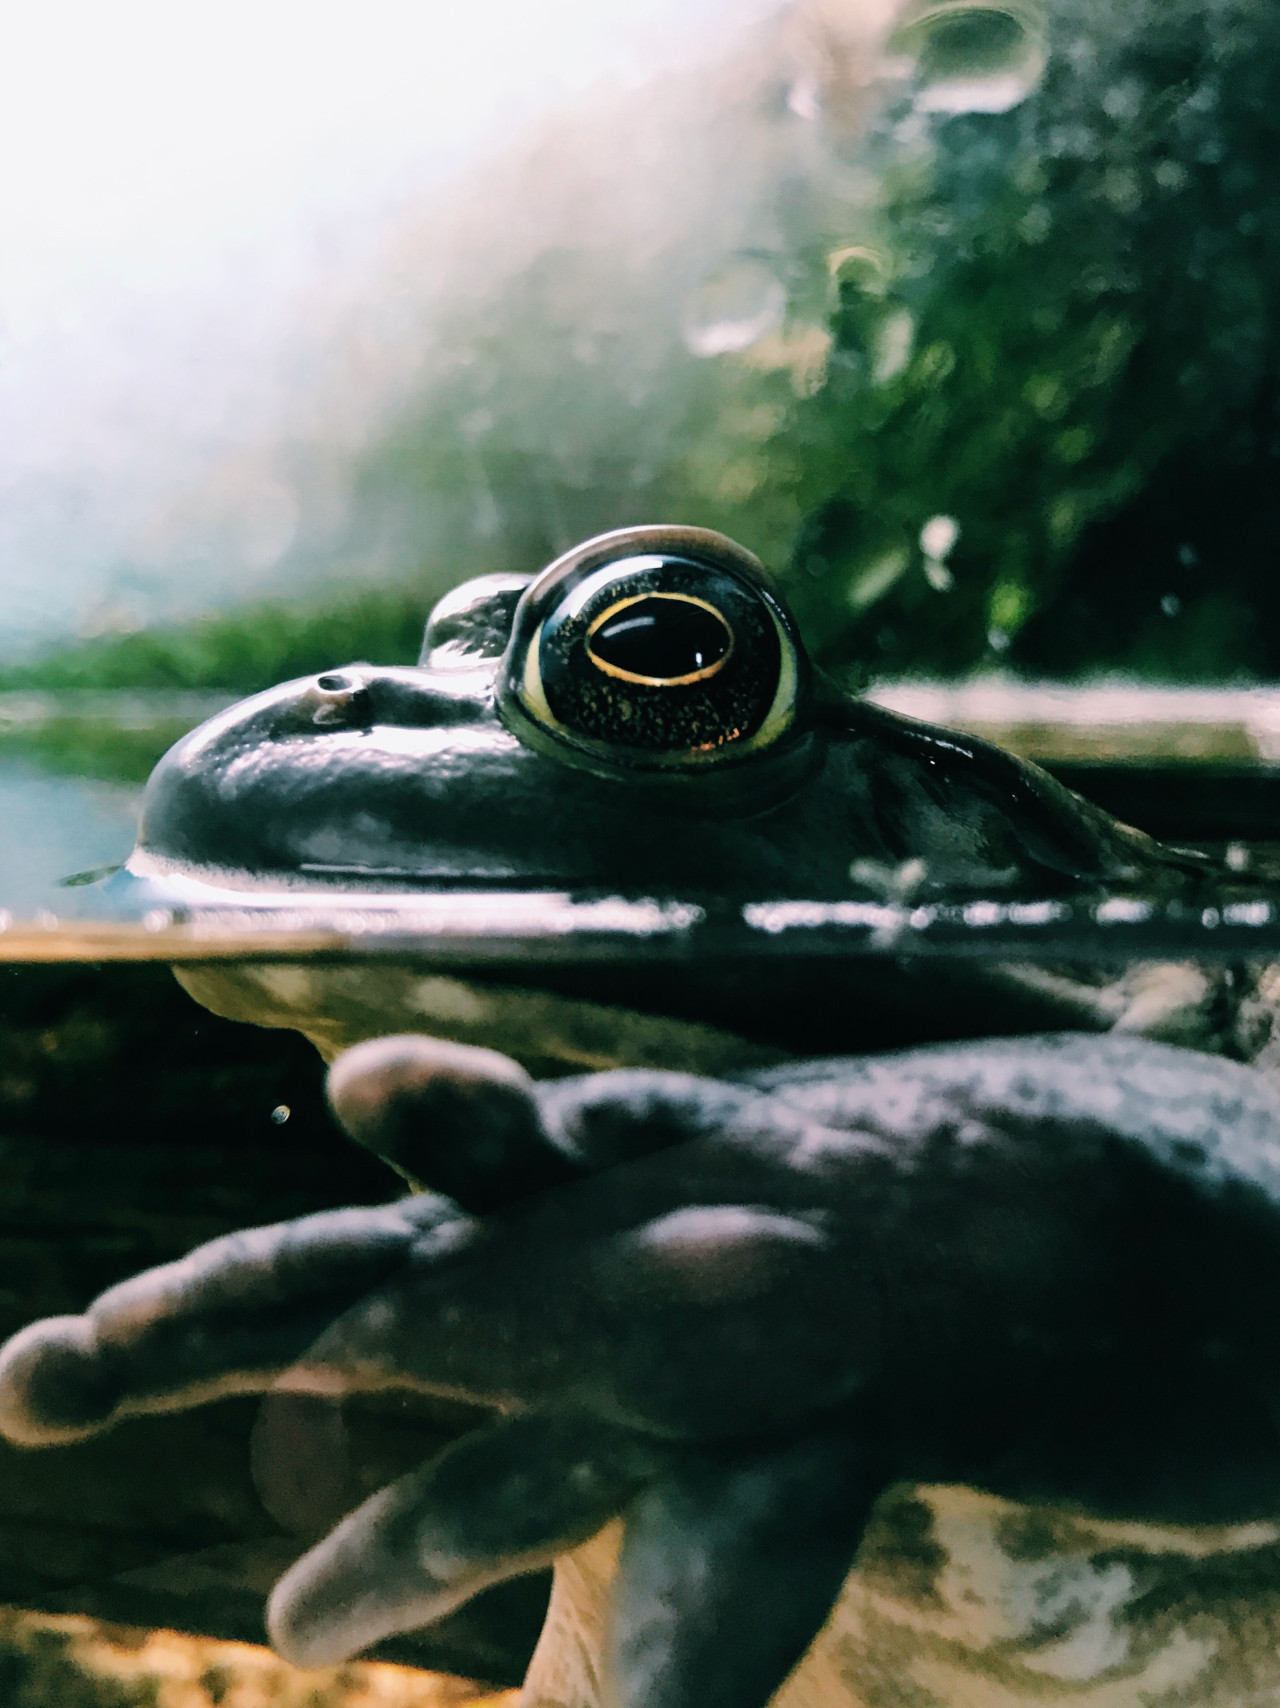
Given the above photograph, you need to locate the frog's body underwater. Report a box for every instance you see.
[67,525,1280,1708]
[117,525,1263,1071]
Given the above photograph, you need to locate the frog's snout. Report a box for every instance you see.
[263,666,490,742]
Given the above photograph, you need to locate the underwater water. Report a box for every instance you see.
[5,686,1280,1708]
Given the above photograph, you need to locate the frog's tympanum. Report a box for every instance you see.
[7,1033,1280,1708]
[19,526,1280,1707]
[117,526,1252,1072]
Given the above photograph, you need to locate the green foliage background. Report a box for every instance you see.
[6,0,1279,696]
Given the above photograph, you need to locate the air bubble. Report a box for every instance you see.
[682,257,787,358]
[873,309,915,383]
[271,1105,291,1125]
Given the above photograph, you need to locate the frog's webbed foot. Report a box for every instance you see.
[327,1033,585,1208]
[269,1409,875,1708]
[0,1053,876,1708]
[329,1031,761,1206]
[0,1192,467,1446]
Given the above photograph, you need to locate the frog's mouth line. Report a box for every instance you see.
[106,849,1280,969]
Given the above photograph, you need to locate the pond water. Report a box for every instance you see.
[6,681,1280,1708]
[0,761,140,919]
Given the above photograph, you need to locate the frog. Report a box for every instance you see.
[7,1029,1280,1708]
[45,523,1280,1706]
[112,523,1267,1076]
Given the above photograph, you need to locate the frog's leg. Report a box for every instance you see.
[985,959,1235,1048]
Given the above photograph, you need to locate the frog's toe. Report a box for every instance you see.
[610,1429,877,1708]
[0,1315,114,1446]
[327,1034,582,1209]
[267,1407,666,1668]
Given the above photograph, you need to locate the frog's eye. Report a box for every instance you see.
[499,527,804,770]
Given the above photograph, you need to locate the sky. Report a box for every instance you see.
[0,0,780,652]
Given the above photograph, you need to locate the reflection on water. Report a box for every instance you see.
[0,760,139,919]
[0,692,233,920]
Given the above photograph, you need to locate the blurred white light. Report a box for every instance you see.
[0,0,780,649]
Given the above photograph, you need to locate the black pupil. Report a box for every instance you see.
[589,597,731,681]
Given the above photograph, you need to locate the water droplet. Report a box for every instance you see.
[848,546,909,610]
[271,1104,291,1125]
[920,514,960,559]
[890,0,1047,116]
[924,558,955,591]
[682,257,787,358]
[787,77,820,120]
[872,308,915,383]
[827,245,890,299]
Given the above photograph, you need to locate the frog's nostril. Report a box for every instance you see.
[307,673,372,728]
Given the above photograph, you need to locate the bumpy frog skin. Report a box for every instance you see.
[118,525,1251,1072]
[7,1033,1280,1708]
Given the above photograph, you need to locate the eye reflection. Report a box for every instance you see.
[586,593,734,687]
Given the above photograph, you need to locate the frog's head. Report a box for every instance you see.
[128,525,858,899]
[127,517,1163,955]
[121,524,1179,1070]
